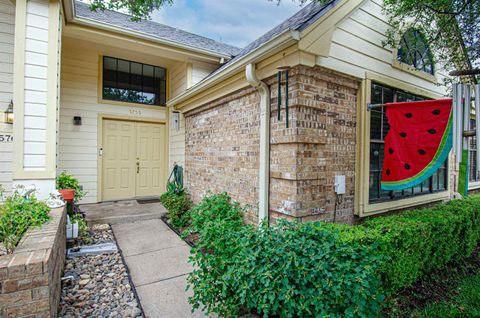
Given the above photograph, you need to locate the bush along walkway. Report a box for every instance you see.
[58,224,143,318]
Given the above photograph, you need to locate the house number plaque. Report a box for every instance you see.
[129,109,142,116]
[0,134,13,142]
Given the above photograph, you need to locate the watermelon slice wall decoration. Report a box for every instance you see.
[381,99,453,191]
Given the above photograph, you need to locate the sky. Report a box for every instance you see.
[150,0,304,49]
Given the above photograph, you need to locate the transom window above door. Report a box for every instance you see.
[102,56,167,106]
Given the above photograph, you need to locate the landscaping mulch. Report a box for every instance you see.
[386,246,480,317]
[59,224,143,318]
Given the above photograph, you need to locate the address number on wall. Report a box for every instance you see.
[0,134,13,142]
[129,109,142,116]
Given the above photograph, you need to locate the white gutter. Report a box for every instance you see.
[168,29,300,108]
[246,63,270,224]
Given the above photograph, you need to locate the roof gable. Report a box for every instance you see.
[74,1,242,57]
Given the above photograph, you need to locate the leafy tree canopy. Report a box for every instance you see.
[89,0,479,81]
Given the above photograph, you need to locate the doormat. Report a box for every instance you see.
[136,198,160,204]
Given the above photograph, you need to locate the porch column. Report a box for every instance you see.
[12,0,62,199]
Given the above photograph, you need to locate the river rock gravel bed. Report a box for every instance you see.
[59,224,143,318]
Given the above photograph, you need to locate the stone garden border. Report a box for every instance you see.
[0,207,66,317]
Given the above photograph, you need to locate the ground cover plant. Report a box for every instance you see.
[0,192,50,253]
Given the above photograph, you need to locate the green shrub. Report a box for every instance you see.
[229,221,385,318]
[186,193,248,316]
[160,188,192,228]
[187,193,384,317]
[0,193,50,253]
[56,171,86,203]
[364,196,480,292]
[186,194,480,316]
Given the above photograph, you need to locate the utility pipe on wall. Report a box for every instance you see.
[246,63,270,224]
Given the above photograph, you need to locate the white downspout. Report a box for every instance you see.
[246,63,270,224]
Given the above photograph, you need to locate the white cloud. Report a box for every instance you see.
[151,0,304,48]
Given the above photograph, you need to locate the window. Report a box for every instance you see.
[102,56,167,106]
[469,119,479,182]
[397,29,435,75]
[369,83,447,203]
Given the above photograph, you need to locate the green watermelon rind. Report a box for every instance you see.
[381,109,452,191]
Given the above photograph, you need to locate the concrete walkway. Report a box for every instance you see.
[112,219,208,318]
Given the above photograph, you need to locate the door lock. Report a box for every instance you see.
[136,161,140,173]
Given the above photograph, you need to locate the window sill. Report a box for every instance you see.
[468,181,480,190]
[392,60,438,84]
[359,190,450,217]
[97,97,167,111]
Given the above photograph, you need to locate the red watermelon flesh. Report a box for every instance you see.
[381,99,453,191]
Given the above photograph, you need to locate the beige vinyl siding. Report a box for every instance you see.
[192,61,217,85]
[316,0,447,96]
[170,61,188,98]
[22,0,51,171]
[168,108,185,171]
[59,37,169,203]
[0,0,14,197]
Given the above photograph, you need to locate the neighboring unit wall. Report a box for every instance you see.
[0,0,15,197]
[59,37,168,203]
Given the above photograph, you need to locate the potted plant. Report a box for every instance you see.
[56,172,87,240]
[56,172,85,203]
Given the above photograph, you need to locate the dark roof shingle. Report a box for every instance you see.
[74,1,242,57]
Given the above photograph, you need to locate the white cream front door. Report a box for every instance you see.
[102,119,166,201]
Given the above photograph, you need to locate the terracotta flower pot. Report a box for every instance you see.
[58,189,75,202]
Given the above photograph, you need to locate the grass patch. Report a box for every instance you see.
[412,273,480,317]
[387,247,480,317]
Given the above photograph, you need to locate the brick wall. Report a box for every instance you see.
[184,65,360,224]
[0,207,66,317]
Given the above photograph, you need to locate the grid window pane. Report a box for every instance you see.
[102,56,166,106]
[368,83,448,204]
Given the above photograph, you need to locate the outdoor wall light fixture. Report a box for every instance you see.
[4,100,13,124]
[172,111,180,131]
[73,116,82,126]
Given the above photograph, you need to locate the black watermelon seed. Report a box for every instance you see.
[404,163,411,170]
[432,109,441,115]
[400,132,407,137]
[386,169,391,176]
[428,129,436,134]
[418,149,426,155]
[405,113,413,118]
[388,148,394,154]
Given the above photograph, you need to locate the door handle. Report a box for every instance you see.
[136,161,140,173]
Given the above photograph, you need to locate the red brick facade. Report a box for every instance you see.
[184,65,360,224]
